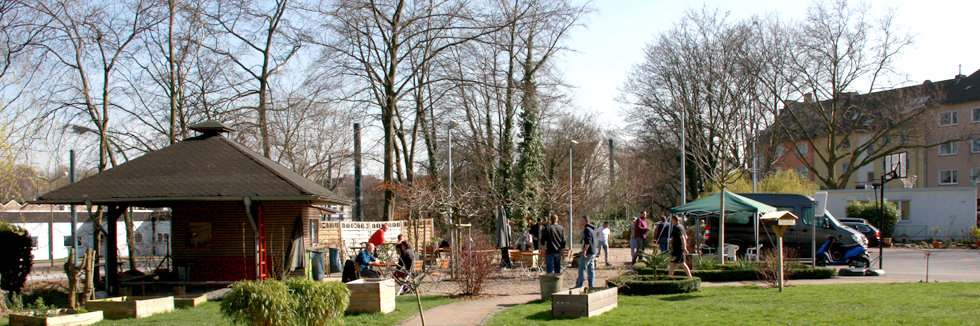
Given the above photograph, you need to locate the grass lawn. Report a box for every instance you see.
[1,295,456,326]
[485,283,980,325]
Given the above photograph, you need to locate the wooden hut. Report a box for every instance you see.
[33,121,350,294]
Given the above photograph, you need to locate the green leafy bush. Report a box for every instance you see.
[606,275,700,295]
[790,267,836,280]
[0,221,33,294]
[846,200,899,237]
[221,278,351,326]
[221,279,297,326]
[284,278,350,326]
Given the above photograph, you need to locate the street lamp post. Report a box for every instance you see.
[448,120,457,277]
[569,140,578,245]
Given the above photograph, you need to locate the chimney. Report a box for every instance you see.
[803,92,813,103]
[955,74,967,79]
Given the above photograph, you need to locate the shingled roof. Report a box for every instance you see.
[33,121,350,206]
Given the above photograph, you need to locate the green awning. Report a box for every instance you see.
[670,190,777,218]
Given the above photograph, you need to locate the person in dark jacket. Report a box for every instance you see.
[575,216,597,288]
[541,214,566,273]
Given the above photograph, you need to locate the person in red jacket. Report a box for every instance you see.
[368,224,388,247]
[631,212,650,264]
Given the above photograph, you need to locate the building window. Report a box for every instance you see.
[842,163,850,174]
[840,137,851,149]
[896,201,911,221]
[310,219,318,243]
[796,143,809,157]
[974,107,980,123]
[795,166,808,177]
[866,145,875,156]
[30,236,39,248]
[972,168,980,185]
[939,170,958,185]
[939,142,958,156]
[156,233,170,243]
[867,172,875,182]
[973,139,980,153]
[134,232,144,243]
[939,111,958,126]
[775,144,786,158]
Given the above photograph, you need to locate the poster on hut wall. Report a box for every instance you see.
[188,222,212,248]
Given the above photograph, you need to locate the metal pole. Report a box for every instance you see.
[752,130,757,193]
[879,174,885,270]
[448,120,456,224]
[680,108,686,205]
[569,140,578,245]
[70,150,77,267]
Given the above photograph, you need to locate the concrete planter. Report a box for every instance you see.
[8,310,104,326]
[86,296,175,319]
[552,287,618,318]
[128,295,207,309]
[345,278,396,314]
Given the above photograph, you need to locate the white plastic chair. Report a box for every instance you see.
[723,244,739,261]
[745,244,764,261]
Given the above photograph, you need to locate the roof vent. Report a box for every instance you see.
[188,120,234,137]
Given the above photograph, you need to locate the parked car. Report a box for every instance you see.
[842,221,880,247]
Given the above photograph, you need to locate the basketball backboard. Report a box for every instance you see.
[883,152,908,180]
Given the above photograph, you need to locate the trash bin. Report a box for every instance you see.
[539,273,563,301]
[311,250,326,281]
[328,247,342,274]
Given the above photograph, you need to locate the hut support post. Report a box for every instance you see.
[244,198,261,280]
[106,205,127,296]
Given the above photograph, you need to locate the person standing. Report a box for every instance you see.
[529,217,542,251]
[652,216,670,252]
[575,216,597,289]
[667,215,693,277]
[496,209,513,268]
[368,224,388,247]
[628,216,637,261]
[631,212,650,264]
[596,221,611,266]
[541,214,566,273]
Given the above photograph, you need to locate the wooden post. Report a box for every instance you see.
[106,205,127,296]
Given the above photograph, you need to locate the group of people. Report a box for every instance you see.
[353,224,420,280]
[495,213,617,289]
[630,212,692,277]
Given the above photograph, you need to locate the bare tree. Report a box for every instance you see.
[203,0,301,158]
[758,0,946,189]
[620,8,765,262]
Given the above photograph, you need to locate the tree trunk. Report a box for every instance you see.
[125,208,137,271]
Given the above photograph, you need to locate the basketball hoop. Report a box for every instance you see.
[901,175,917,189]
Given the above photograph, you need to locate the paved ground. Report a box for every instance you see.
[400,246,980,326]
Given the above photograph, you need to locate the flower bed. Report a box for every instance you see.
[8,310,104,326]
[606,275,700,295]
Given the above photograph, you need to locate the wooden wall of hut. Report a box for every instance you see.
[170,201,317,281]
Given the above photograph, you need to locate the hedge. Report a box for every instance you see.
[606,275,701,295]
[0,221,33,294]
[221,278,350,326]
[633,265,835,282]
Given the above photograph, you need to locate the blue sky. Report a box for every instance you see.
[562,0,980,126]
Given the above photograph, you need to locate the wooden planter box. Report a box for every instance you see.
[8,310,104,326]
[345,278,396,314]
[552,287,618,318]
[128,295,206,309]
[86,296,175,319]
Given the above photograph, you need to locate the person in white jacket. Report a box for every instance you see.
[596,221,612,266]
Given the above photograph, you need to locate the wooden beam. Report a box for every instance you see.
[106,205,127,296]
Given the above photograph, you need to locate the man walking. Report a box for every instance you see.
[667,215,693,277]
[631,212,650,264]
[541,214,566,273]
[575,216,597,289]
[596,221,611,266]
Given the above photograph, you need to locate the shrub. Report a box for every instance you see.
[221,279,297,326]
[284,278,350,326]
[790,267,836,279]
[606,275,700,295]
[846,200,899,237]
[756,248,799,288]
[694,255,720,271]
[0,221,33,295]
[455,237,497,295]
